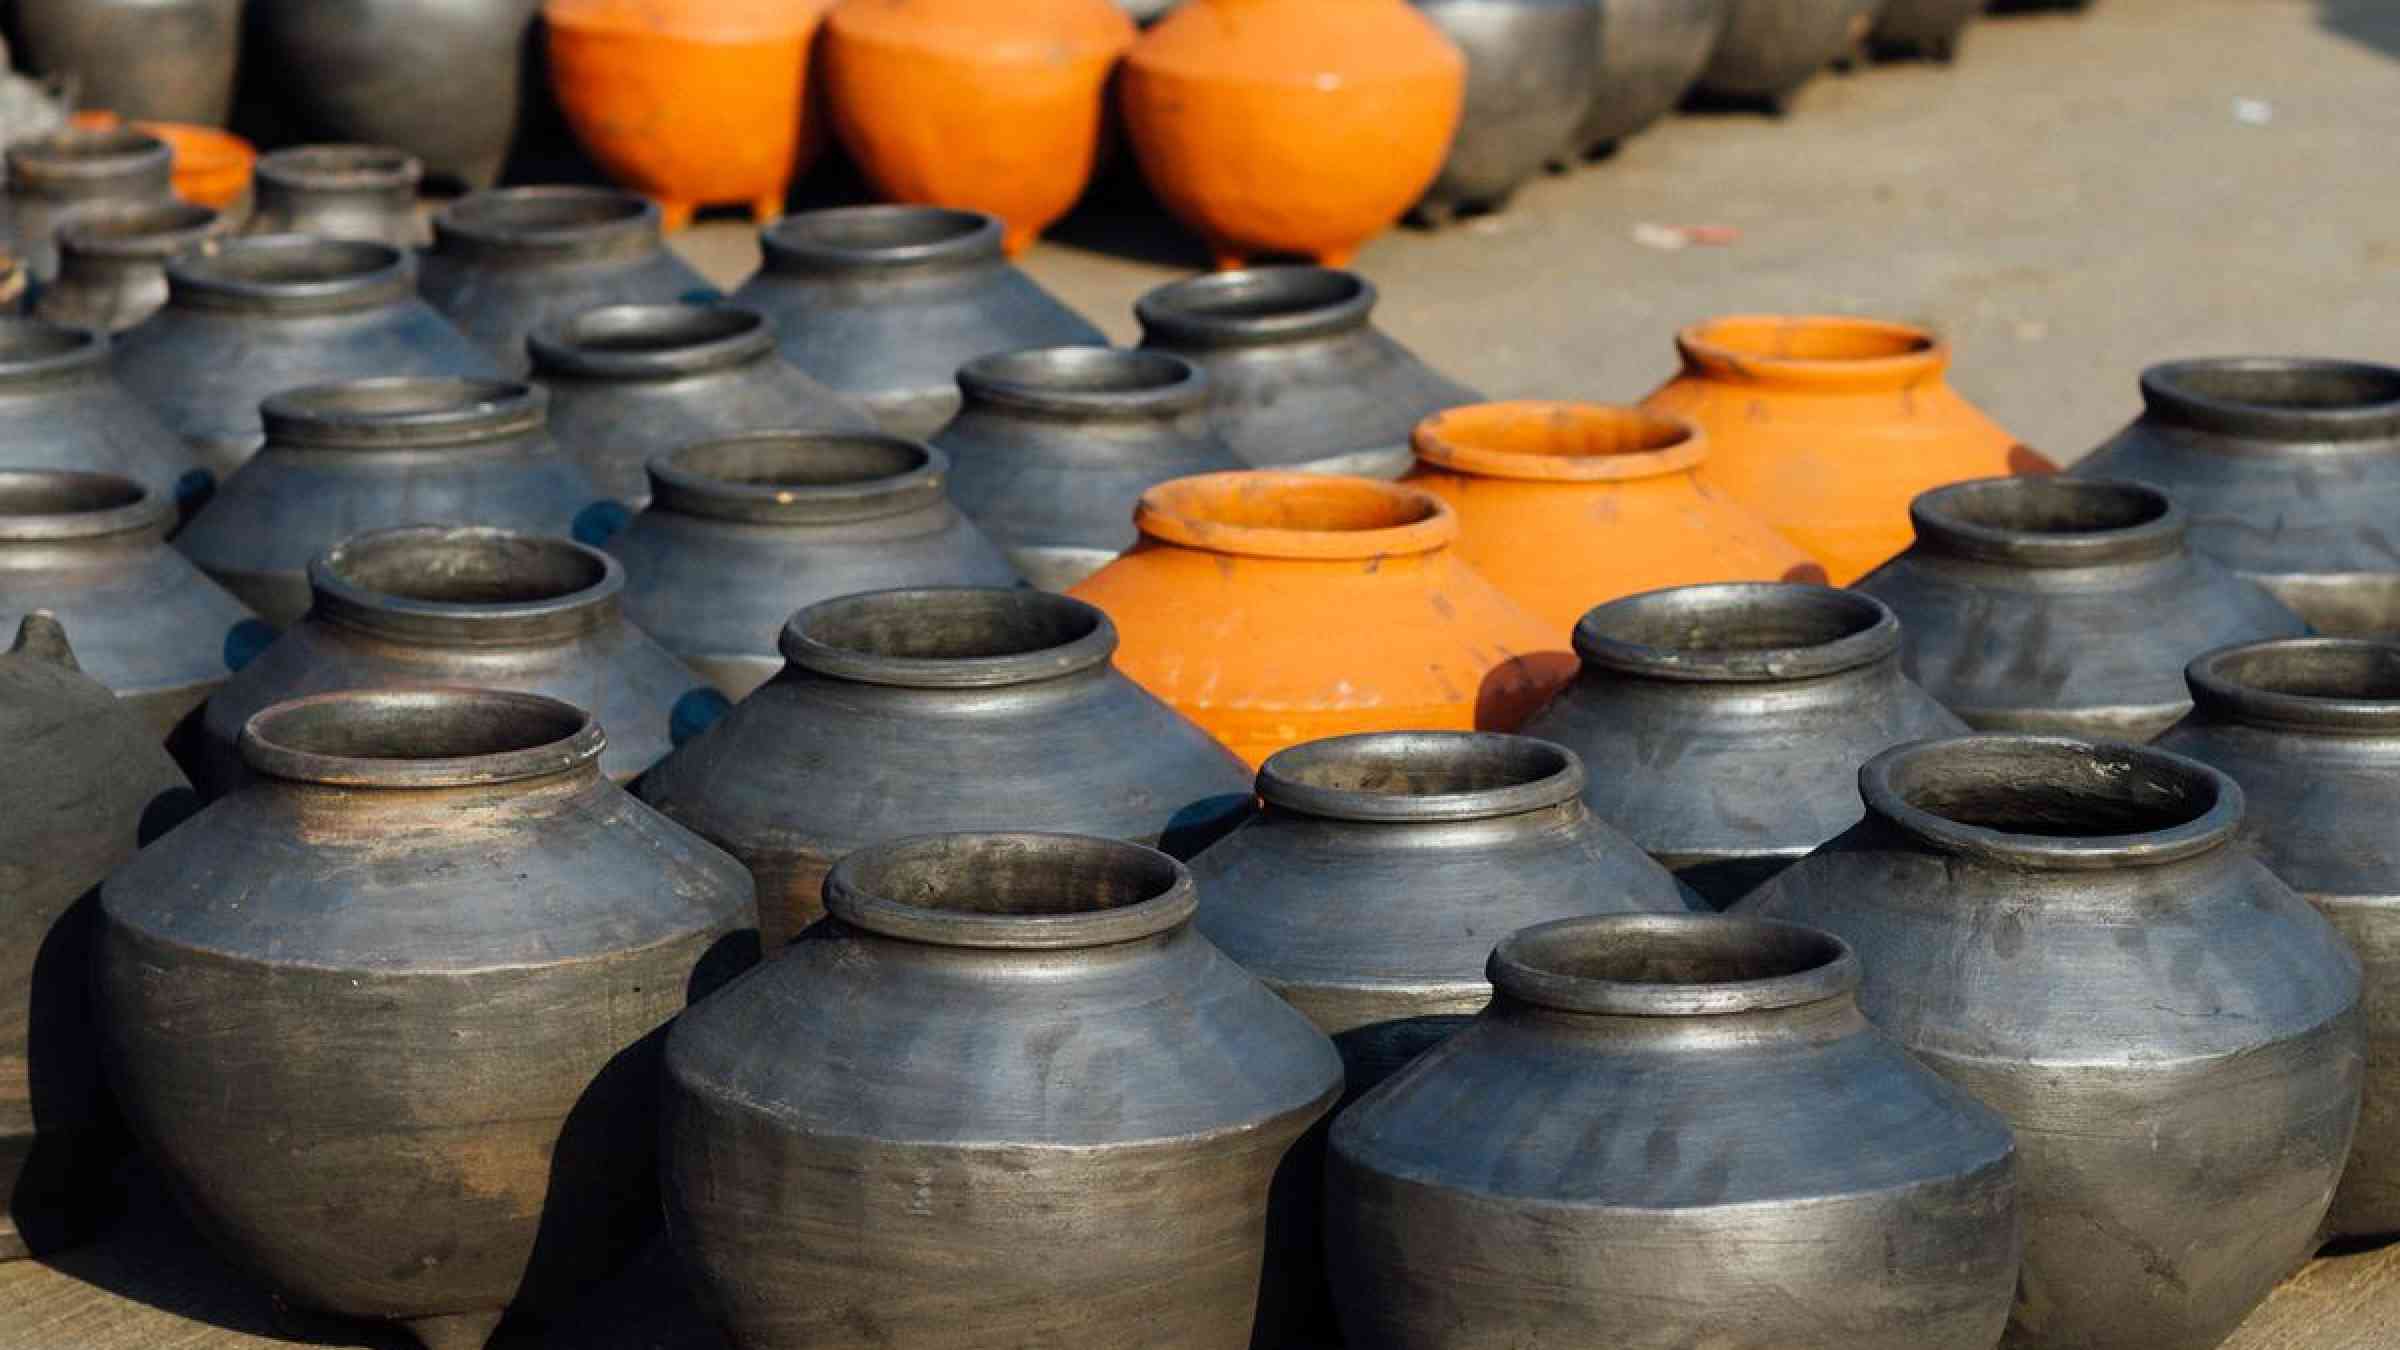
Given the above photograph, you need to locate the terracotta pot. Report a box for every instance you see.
[606,432,1021,697]
[1408,400,1823,636]
[1853,477,2309,741]
[1518,582,1964,906]
[100,687,758,1350]
[1120,0,1466,268]
[544,0,818,232]
[663,830,1343,1350]
[1569,0,1730,156]
[1696,0,1880,107]
[174,378,615,628]
[1641,314,2051,584]
[245,144,427,247]
[1069,471,1565,767]
[0,319,211,515]
[1871,0,1982,59]
[2,125,173,283]
[1408,0,1599,221]
[137,120,255,211]
[1736,735,2364,1350]
[1137,268,1479,479]
[731,205,1109,439]
[14,0,244,126]
[822,0,1134,256]
[38,201,231,335]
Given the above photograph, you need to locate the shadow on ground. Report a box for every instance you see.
[2319,0,2400,61]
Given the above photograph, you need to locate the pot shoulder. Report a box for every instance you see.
[732,267,1106,406]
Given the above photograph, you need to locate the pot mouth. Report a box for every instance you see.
[1135,266,1373,349]
[648,431,946,523]
[1133,471,1455,560]
[6,125,171,192]
[779,586,1114,688]
[311,526,620,641]
[432,186,661,261]
[1572,583,1898,682]
[2138,357,2400,443]
[166,234,413,314]
[1259,732,1584,823]
[1413,401,1707,481]
[239,687,605,788]
[57,201,225,261]
[1490,915,1857,1017]
[956,346,1205,418]
[760,205,1003,273]
[1674,314,1945,390]
[1909,476,2182,566]
[261,377,546,450]
[2186,638,2400,733]
[528,303,773,379]
[824,831,1196,950]
[1861,735,2240,868]
[0,469,171,543]
[0,318,106,382]
[256,143,423,194]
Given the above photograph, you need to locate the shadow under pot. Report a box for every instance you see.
[1869,0,1983,59]
[730,206,1109,440]
[2156,639,2400,1240]
[194,525,722,798]
[1517,582,1963,907]
[1852,476,2309,741]
[1327,914,2021,1349]
[1566,0,1731,158]
[1408,0,1599,223]
[244,144,428,248]
[2,125,173,283]
[662,831,1344,1350]
[37,201,232,335]
[1692,0,1882,109]
[637,586,1255,950]
[174,377,615,629]
[109,235,505,480]
[931,346,1244,591]
[2072,358,2400,636]
[0,319,212,518]
[606,433,1021,699]
[528,303,877,512]
[1735,735,2363,1350]
[98,687,759,1350]
[1136,267,1480,480]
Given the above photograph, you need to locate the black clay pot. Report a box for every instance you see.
[1409,0,1600,220]
[1570,0,1732,156]
[0,319,212,516]
[1694,0,1881,108]
[2,126,174,283]
[1870,0,1982,59]
[37,201,233,335]
[245,144,427,248]
[14,0,245,126]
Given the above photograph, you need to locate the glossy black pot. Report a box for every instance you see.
[245,144,427,248]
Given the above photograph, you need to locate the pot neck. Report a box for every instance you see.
[0,470,174,554]
[7,126,172,201]
[529,303,775,381]
[1673,315,1947,393]
[1413,402,1707,482]
[261,378,547,453]
[0,319,110,390]
[166,235,415,315]
[1258,731,1583,824]
[759,205,1006,279]
[255,144,423,216]
[1572,583,1902,685]
[647,432,949,524]
[2137,357,2400,446]
[1133,471,1455,561]
[779,587,1116,689]
[240,688,606,794]
[825,831,1197,951]
[1486,915,1868,1050]
[1907,477,2184,568]
[955,347,1207,423]
[310,527,622,646]
[2184,638,2400,737]
[431,186,665,267]
[1136,266,1375,351]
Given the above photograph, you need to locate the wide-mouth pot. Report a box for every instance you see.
[956,347,1204,419]
[431,186,662,261]
[1673,314,1946,391]
[1489,914,1859,1016]
[1908,477,2183,566]
[778,586,1115,689]
[1133,471,1455,560]
[824,831,1197,950]
[2137,357,2400,443]
[1136,267,1375,349]
[1859,734,2241,869]
[759,205,1003,274]
[646,432,947,523]
[0,469,172,542]
[530,303,774,379]
[165,234,413,313]
[1413,401,1707,482]
[1571,582,1899,682]
[239,686,605,788]
[1259,731,1584,823]
[2185,638,2400,734]
[257,144,424,194]
[260,378,547,450]
[310,526,620,643]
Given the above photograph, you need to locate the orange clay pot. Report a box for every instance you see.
[1120,0,1465,269]
[1641,315,2055,585]
[543,0,823,232]
[1409,401,1826,639]
[821,0,1133,258]
[1068,471,1565,767]
[76,114,255,211]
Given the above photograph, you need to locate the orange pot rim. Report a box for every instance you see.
[1674,314,1951,392]
[828,0,1132,61]
[543,0,817,42]
[1413,402,1707,483]
[1134,471,1457,561]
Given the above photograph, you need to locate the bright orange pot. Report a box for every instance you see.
[76,114,255,210]
[1068,471,1565,767]
[1641,315,2054,585]
[1120,0,1465,269]
[1409,401,1825,638]
[821,0,1132,258]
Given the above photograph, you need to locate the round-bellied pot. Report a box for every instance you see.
[2156,639,2400,1238]
[1517,582,1964,906]
[1640,314,2050,584]
[2071,358,2400,636]
[638,587,1253,949]
[0,471,263,740]
[1852,477,2309,741]
[2,125,174,283]
[1870,0,1982,59]
[730,206,1110,440]
[663,830,1344,1350]
[110,235,505,479]
[244,144,427,247]
[37,201,231,335]
[528,303,876,512]
[174,378,614,628]
[99,687,758,1350]
[606,433,1021,697]
[1137,268,1479,479]
[194,526,720,797]
[1326,913,2022,1349]
[931,346,1244,590]
[0,613,194,1261]
[1407,0,1599,222]
[1693,0,1882,108]
[139,120,254,213]
[1735,735,2364,1350]
[417,187,721,378]
[15,0,244,126]
[1568,0,1731,157]
[0,319,212,516]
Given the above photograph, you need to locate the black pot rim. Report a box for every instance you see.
[824,831,1197,950]
[1136,266,1375,350]
[1489,915,1860,1017]
[1908,477,2185,567]
[1259,731,1585,823]
[57,201,226,262]
[166,234,415,315]
[646,431,947,523]
[955,346,1206,419]
[256,143,425,194]
[2140,357,2400,443]
[431,185,662,262]
[309,526,622,644]
[778,586,1116,688]
[1860,734,2242,869]
[0,468,171,542]
[0,318,109,384]
[759,205,1004,274]
[1572,583,1900,683]
[262,377,547,450]
[5,125,172,193]
[528,303,774,380]
[241,687,606,788]
[2186,638,2400,734]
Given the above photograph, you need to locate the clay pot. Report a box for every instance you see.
[2072,358,2400,636]
[2,125,173,283]
[932,346,1244,590]
[1137,268,1479,479]
[100,687,758,1350]
[528,303,875,512]
[1328,914,2022,1349]
[1695,0,1882,107]
[194,526,720,797]
[0,319,211,514]
[245,144,427,247]
[1408,400,1824,637]
[37,201,231,335]
[417,187,721,378]
[0,613,194,1261]
[663,830,1343,1350]
[140,121,255,211]
[1518,582,1964,906]
[1069,472,1564,767]
[544,0,819,233]
[1736,735,2364,1350]
[110,235,505,479]
[1409,0,1599,221]
[1870,0,1982,59]
[14,0,244,127]
[2156,639,2400,1239]
[1853,477,2309,741]
[174,378,615,628]
[1569,0,1731,157]
[822,0,1134,256]
[731,206,1109,439]
[1121,0,1465,268]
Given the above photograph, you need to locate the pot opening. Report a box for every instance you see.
[1164,268,1362,323]
[824,832,1197,950]
[1923,477,2167,536]
[1414,402,1701,480]
[1878,738,2223,840]
[177,237,399,289]
[671,433,926,488]
[1574,583,1893,680]
[1687,315,1933,363]
[2202,640,2400,702]
[0,470,144,516]
[962,346,1191,397]
[262,144,418,185]
[1491,915,1856,1016]
[552,303,758,355]
[240,688,603,787]
[793,587,1099,664]
[769,205,992,257]
[268,376,531,424]
[326,528,610,606]
[62,201,219,246]
[1260,731,1582,822]
[1146,472,1438,534]
[2154,359,2400,414]
[13,125,162,168]
[445,186,647,236]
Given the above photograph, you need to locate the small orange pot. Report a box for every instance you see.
[821,0,1133,257]
[1068,471,1565,767]
[1120,0,1465,269]
[1641,315,2054,585]
[1409,402,1825,638]
[76,114,255,210]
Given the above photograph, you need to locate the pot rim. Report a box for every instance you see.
[1572,582,1899,683]
[5,125,171,193]
[1259,731,1585,823]
[256,143,424,195]
[955,346,1207,419]
[528,302,775,380]
[431,185,663,262]
[1673,314,1948,392]
[1489,914,1859,1016]
[57,201,226,262]
[1133,471,1456,560]
[1135,266,1374,350]
[0,318,109,384]
[0,469,171,542]
[239,687,606,787]
[1907,477,2185,566]
[2186,638,2400,734]
[824,831,1197,950]
[165,234,415,315]
[646,431,948,523]
[779,586,1116,688]
[2138,357,2400,443]
[1412,401,1708,482]
[310,526,622,644]
[1860,734,2241,869]
[261,377,547,450]
[759,205,1004,274]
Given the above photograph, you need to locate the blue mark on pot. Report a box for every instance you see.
[573,499,633,547]
[173,468,218,514]
[670,687,734,746]
[679,287,725,306]
[222,618,279,672]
